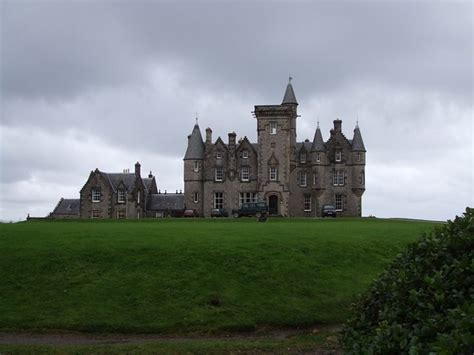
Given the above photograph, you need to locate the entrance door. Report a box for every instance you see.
[268,195,278,215]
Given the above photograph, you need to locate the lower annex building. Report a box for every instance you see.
[49,80,366,219]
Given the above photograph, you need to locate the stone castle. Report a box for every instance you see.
[49,80,365,218]
[183,79,366,217]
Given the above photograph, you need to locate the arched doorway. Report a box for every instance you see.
[268,195,278,215]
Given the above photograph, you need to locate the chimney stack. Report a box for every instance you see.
[333,118,342,132]
[135,162,141,176]
[148,171,153,178]
[206,128,212,144]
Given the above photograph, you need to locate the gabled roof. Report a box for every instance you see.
[147,193,185,211]
[352,126,366,151]
[104,173,138,192]
[282,80,298,105]
[51,198,80,216]
[184,124,205,160]
[311,127,326,152]
[296,141,312,153]
[142,178,155,193]
[236,136,257,154]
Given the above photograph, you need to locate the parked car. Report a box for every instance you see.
[322,205,337,217]
[183,209,199,217]
[232,202,268,218]
[210,208,228,217]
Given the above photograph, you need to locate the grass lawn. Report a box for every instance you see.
[0,218,437,335]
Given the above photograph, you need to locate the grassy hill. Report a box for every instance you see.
[0,218,437,334]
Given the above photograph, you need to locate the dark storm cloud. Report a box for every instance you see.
[1,1,472,101]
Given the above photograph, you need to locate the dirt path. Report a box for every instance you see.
[0,325,341,346]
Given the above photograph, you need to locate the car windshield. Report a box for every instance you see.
[323,205,335,210]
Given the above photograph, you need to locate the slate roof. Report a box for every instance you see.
[104,173,137,192]
[311,127,326,151]
[51,198,80,216]
[351,126,366,151]
[296,142,312,153]
[184,124,205,160]
[147,193,185,211]
[282,81,298,105]
[142,178,154,193]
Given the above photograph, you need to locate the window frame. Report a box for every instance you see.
[356,152,361,162]
[242,150,249,159]
[91,188,101,203]
[215,167,224,182]
[239,192,257,206]
[299,171,307,187]
[333,170,345,186]
[335,151,342,162]
[213,192,224,209]
[193,192,199,203]
[304,194,312,212]
[241,166,250,182]
[335,194,343,211]
[117,189,125,203]
[269,167,278,181]
[300,152,307,164]
[269,121,277,135]
[316,153,321,163]
[216,150,223,159]
[193,161,200,172]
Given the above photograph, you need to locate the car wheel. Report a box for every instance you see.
[233,212,239,218]
[256,212,262,218]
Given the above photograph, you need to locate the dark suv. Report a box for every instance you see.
[232,202,268,218]
[322,205,337,217]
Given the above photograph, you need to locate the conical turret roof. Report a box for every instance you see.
[351,125,366,151]
[184,124,205,160]
[311,125,325,151]
[282,78,298,105]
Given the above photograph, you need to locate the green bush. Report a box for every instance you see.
[341,208,474,354]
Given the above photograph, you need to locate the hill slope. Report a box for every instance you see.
[0,218,436,333]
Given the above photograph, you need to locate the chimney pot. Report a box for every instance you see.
[135,162,141,176]
[206,128,212,143]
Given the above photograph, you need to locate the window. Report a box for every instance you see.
[270,121,277,135]
[299,171,307,187]
[215,167,223,181]
[241,166,250,181]
[269,167,278,181]
[91,210,100,219]
[304,195,312,211]
[242,150,249,159]
[356,153,361,162]
[193,192,199,203]
[313,173,318,185]
[137,190,141,204]
[117,210,126,219]
[216,150,223,159]
[193,161,200,172]
[333,171,345,186]
[214,192,224,209]
[335,194,343,211]
[117,189,125,203]
[300,153,307,164]
[92,188,101,203]
[316,153,321,163]
[239,192,257,206]
[359,170,365,185]
[335,151,342,162]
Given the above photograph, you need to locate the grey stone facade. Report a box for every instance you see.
[184,80,366,217]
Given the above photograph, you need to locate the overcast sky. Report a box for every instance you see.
[1,0,472,221]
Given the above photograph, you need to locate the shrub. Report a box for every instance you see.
[341,208,474,354]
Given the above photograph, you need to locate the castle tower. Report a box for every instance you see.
[254,78,298,216]
[351,122,366,216]
[183,122,205,215]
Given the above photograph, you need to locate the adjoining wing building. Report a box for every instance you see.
[183,80,366,217]
[49,80,365,218]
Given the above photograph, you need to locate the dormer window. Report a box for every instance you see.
[242,149,249,159]
[216,151,223,159]
[92,188,101,203]
[335,151,342,162]
[270,121,277,135]
[193,161,200,172]
[117,189,125,203]
[300,152,307,164]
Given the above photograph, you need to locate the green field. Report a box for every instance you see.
[0,218,437,336]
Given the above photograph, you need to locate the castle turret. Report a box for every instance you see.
[351,123,366,214]
[281,77,298,155]
[310,123,326,192]
[183,122,205,215]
